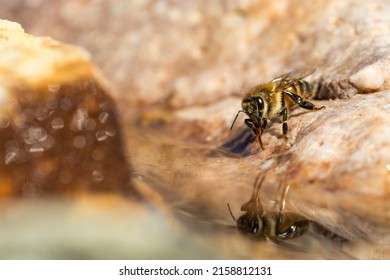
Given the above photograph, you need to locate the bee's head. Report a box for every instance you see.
[230,96,264,131]
[237,213,264,237]
[242,96,264,122]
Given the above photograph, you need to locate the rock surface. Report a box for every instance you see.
[0,0,390,260]
[127,92,390,259]
[1,0,389,112]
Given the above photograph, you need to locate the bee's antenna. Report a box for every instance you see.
[227,203,236,221]
[230,110,245,130]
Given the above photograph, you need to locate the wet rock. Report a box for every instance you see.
[0,197,212,259]
[1,0,389,111]
[1,0,390,260]
[127,92,390,259]
[0,20,135,198]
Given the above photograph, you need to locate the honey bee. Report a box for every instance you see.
[227,174,308,245]
[227,174,349,247]
[230,69,325,149]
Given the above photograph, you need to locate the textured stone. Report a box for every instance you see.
[1,0,389,111]
[349,62,386,92]
[0,20,135,198]
[1,0,390,260]
[128,91,390,260]
[127,92,390,259]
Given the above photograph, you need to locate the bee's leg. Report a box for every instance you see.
[284,91,325,111]
[279,108,288,140]
[277,183,289,225]
[244,119,258,143]
[244,119,256,143]
[245,119,264,149]
[261,118,268,130]
[244,118,255,130]
[275,183,308,240]
[268,220,309,252]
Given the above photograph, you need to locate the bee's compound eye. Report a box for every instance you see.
[256,98,264,110]
[251,221,260,233]
[242,97,251,108]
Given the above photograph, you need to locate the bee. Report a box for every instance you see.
[227,174,349,247]
[227,174,308,245]
[230,69,325,149]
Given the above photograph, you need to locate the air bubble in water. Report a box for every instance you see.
[96,130,108,141]
[0,117,10,128]
[92,169,104,182]
[51,117,64,129]
[34,106,49,121]
[85,118,96,130]
[48,84,60,93]
[73,135,86,148]
[106,128,116,137]
[24,127,48,144]
[5,151,18,165]
[60,97,72,111]
[42,135,55,149]
[29,143,44,153]
[98,112,109,123]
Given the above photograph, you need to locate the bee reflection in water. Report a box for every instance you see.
[228,174,348,249]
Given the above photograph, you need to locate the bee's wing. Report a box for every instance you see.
[272,68,316,91]
[272,68,316,83]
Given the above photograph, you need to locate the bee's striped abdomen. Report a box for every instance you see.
[287,80,313,99]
